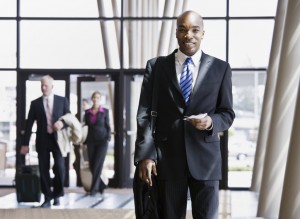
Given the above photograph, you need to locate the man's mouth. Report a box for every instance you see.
[183,42,194,47]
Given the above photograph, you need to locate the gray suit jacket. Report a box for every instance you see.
[135,50,235,181]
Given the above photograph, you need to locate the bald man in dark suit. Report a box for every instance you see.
[134,11,235,219]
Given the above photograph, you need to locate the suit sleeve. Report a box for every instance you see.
[134,59,157,165]
[210,62,235,135]
[105,109,111,141]
[64,97,71,114]
[60,97,71,128]
[23,101,36,145]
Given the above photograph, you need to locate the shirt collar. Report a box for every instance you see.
[44,93,54,101]
[176,48,202,66]
[87,106,105,114]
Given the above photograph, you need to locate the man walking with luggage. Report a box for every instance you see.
[20,75,70,208]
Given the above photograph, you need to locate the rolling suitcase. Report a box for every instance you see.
[15,165,41,202]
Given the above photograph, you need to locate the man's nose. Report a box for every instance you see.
[184,32,192,38]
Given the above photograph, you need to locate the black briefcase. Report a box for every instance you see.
[15,165,41,202]
[133,166,160,219]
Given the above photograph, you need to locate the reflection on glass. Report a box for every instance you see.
[0,21,16,68]
[230,0,278,17]
[229,20,274,68]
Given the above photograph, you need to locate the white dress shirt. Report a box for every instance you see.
[43,94,54,113]
[43,94,54,133]
[175,49,202,90]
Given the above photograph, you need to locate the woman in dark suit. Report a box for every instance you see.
[84,91,111,196]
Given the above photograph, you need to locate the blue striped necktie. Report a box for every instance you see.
[180,57,193,105]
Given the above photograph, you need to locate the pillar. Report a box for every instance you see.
[257,0,300,217]
[251,0,288,192]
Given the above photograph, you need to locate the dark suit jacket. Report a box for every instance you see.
[84,108,111,143]
[134,50,235,181]
[23,95,70,153]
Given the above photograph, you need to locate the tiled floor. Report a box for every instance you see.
[0,189,132,209]
[231,191,261,218]
[0,169,261,218]
[0,187,261,218]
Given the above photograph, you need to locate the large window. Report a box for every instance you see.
[20,21,110,68]
[0,71,16,182]
[0,0,278,188]
[0,21,16,68]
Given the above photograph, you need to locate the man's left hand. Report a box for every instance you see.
[53,121,64,131]
[188,114,212,130]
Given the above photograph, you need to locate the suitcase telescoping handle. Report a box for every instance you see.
[25,152,33,166]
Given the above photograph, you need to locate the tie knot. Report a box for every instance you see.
[185,57,192,65]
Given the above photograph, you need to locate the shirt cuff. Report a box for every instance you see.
[206,123,213,131]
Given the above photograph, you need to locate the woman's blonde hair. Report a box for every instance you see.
[91,91,101,99]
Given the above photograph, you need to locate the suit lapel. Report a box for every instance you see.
[52,95,57,120]
[164,51,185,114]
[165,51,181,93]
[37,96,46,117]
[191,53,212,99]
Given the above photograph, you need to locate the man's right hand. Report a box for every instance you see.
[138,159,157,186]
[20,145,29,155]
